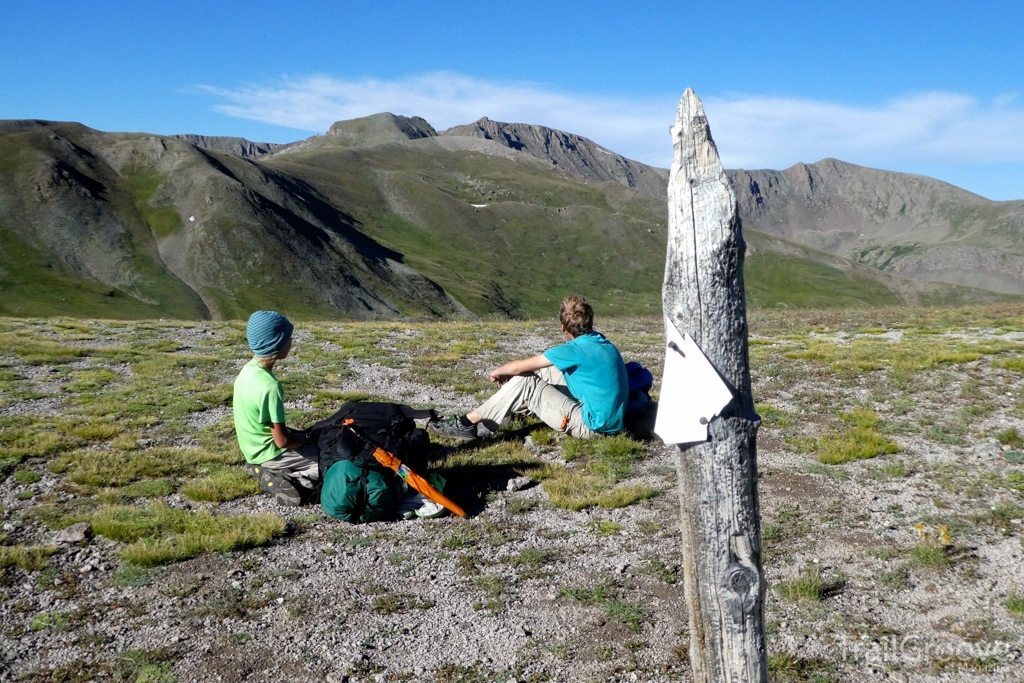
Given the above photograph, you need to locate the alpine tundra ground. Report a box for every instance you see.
[1,306,1023,682]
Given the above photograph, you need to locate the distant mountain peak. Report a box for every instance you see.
[326,113,437,146]
[439,117,667,194]
[171,134,283,158]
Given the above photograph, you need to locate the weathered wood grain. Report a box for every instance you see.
[664,88,767,683]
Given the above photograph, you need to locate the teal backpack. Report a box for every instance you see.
[313,401,434,524]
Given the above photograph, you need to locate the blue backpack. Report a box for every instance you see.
[624,362,656,438]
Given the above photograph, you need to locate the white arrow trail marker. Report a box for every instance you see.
[654,318,734,445]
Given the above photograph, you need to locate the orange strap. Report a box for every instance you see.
[560,414,569,432]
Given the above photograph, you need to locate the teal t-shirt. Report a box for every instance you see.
[232,359,287,464]
[543,331,628,434]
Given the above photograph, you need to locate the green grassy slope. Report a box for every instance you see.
[269,139,1013,317]
[0,127,210,319]
[0,123,469,321]
[0,121,1016,320]
[269,142,673,317]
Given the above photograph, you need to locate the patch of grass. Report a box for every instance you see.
[119,479,177,499]
[767,652,838,683]
[64,368,118,393]
[925,424,967,445]
[310,389,371,410]
[180,467,259,502]
[441,531,475,550]
[562,434,645,477]
[89,503,285,567]
[343,535,373,548]
[113,648,179,683]
[558,581,618,603]
[863,459,913,480]
[472,574,506,599]
[543,471,656,511]
[604,598,649,633]
[0,544,56,571]
[29,611,69,631]
[110,433,143,451]
[506,498,538,514]
[776,569,824,603]
[110,563,152,587]
[879,566,911,590]
[0,332,90,364]
[507,546,557,569]
[640,559,680,584]
[0,427,79,459]
[994,357,1024,371]
[372,593,434,614]
[838,408,881,429]
[51,447,238,487]
[817,426,898,464]
[908,544,952,571]
[441,436,654,511]
[557,578,648,631]
[761,503,811,544]
[590,520,624,536]
[996,427,1024,448]
[1006,590,1024,619]
[456,554,481,576]
[530,427,556,446]
[776,567,843,603]
[13,469,41,484]
[970,501,1024,534]
[70,421,123,441]
[756,402,794,428]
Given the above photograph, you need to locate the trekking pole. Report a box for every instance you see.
[341,419,466,517]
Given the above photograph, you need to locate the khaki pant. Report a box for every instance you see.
[475,366,595,439]
[260,442,320,489]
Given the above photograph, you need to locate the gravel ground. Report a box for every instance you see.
[2,314,1023,682]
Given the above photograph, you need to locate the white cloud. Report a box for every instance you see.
[705,92,1024,169]
[201,72,1024,172]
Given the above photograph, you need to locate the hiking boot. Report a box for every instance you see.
[257,468,302,506]
[427,415,479,441]
[244,463,260,479]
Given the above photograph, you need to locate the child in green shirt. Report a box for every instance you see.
[233,310,318,506]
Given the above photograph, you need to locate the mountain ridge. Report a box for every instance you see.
[0,115,1020,320]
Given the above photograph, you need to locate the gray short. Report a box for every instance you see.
[259,441,320,489]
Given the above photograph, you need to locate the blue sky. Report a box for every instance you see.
[3,1,1023,199]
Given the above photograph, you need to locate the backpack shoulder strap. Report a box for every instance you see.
[398,404,437,421]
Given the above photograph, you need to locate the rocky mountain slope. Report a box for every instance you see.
[440,117,669,197]
[0,120,469,320]
[732,159,1024,294]
[169,135,283,158]
[0,114,1017,320]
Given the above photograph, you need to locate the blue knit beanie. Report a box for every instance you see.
[246,311,293,357]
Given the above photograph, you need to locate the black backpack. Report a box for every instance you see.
[312,401,435,523]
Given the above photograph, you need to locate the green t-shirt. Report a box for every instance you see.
[233,359,286,464]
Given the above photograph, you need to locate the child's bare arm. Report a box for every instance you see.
[270,422,309,449]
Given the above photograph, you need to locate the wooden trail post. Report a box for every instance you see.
[662,89,767,682]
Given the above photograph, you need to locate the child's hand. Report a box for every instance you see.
[489,370,509,385]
